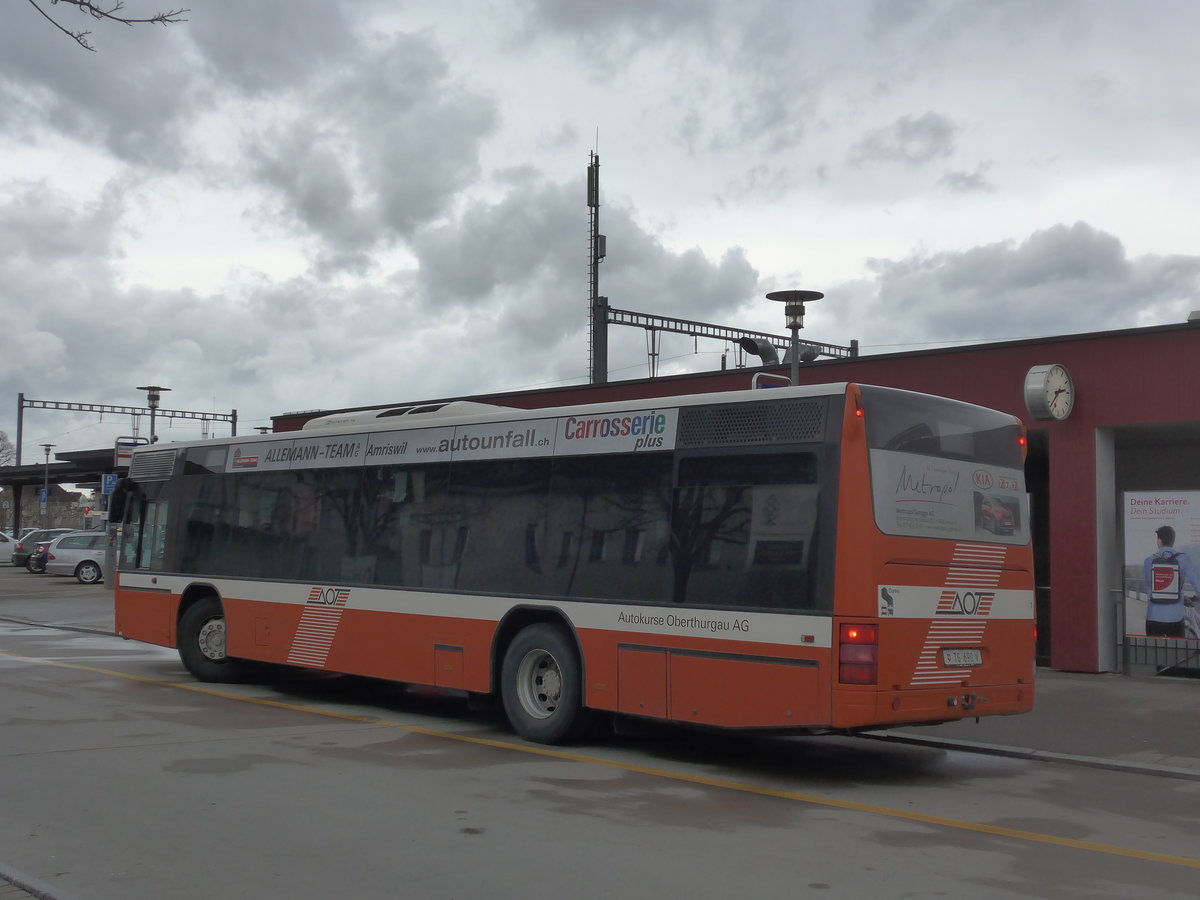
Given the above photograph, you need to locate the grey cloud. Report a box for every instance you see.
[0,181,366,433]
[187,0,361,94]
[868,0,934,36]
[845,222,1200,349]
[0,180,121,268]
[0,13,203,168]
[849,112,957,167]
[939,163,996,194]
[411,177,580,307]
[607,234,759,322]
[243,30,499,270]
[519,0,719,62]
[412,172,758,322]
[402,171,759,391]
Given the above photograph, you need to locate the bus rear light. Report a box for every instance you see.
[839,622,878,685]
[842,624,877,643]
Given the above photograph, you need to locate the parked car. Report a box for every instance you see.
[44,531,108,584]
[0,532,14,566]
[13,528,75,569]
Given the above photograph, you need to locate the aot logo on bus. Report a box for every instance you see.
[936,589,995,616]
[306,587,351,606]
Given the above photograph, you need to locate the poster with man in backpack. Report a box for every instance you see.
[1142,525,1199,638]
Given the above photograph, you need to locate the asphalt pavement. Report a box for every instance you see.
[2,565,1198,782]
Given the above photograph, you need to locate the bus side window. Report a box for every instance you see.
[120,499,142,568]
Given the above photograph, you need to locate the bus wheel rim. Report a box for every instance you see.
[197,618,227,661]
[515,649,562,720]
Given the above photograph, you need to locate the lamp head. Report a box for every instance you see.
[766,290,823,331]
[137,385,171,409]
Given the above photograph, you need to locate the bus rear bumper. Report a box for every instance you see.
[834,682,1035,730]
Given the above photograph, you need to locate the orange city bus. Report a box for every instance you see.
[111,383,1035,744]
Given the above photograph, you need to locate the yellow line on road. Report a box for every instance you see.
[7,649,1200,871]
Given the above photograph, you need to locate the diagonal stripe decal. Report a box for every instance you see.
[910,543,1005,685]
[286,588,351,667]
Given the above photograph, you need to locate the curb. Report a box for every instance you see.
[0,862,77,900]
[0,616,114,638]
[863,731,1200,781]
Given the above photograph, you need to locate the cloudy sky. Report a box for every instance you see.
[3,0,1199,461]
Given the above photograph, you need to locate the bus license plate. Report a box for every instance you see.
[942,648,982,667]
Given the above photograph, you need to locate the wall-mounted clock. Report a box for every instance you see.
[1024,364,1075,420]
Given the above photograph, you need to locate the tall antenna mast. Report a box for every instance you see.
[587,150,608,384]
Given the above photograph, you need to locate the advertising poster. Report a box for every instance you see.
[869,449,1029,545]
[1122,492,1200,640]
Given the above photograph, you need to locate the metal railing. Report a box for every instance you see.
[1114,588,1200,675]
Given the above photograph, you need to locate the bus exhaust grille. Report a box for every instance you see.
[678,399,827,448]
[129,449,178,481]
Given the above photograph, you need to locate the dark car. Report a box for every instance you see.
[27,541,52,574]
[12,528,74,570]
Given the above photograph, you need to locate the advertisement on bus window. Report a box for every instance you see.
[1122,491,1200,640]
[226,409,679,472]
[869,449,1029,545]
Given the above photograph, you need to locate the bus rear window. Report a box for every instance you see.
[860,385,1022,468]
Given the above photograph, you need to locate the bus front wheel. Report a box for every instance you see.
[501,623,591,745]
[178,596,248,683]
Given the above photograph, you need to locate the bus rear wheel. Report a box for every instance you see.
[501,623,591,745]
[178,596,248,683]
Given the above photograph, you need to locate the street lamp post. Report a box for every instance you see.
[765,290,824,385]
[40,442,56,524]
[136,385,171,443]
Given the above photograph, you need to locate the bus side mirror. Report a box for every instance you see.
[107,478,133,522]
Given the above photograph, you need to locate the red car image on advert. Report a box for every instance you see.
[979,496,1015,534]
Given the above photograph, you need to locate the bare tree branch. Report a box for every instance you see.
[25,0,189,51]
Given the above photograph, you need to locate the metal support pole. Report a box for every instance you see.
[14,393,24,534]
[788,322,800,387]
[40,443,55,525]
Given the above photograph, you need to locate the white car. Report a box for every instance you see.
[0,532,13,565]
[44,531,108,584]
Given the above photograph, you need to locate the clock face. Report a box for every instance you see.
[1044,364,1074,420]
[1024,364,1075,421]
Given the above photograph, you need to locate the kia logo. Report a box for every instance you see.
[972,470,993,489]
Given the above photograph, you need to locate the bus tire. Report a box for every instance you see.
[178,596,248,683]
[501,623,591,745]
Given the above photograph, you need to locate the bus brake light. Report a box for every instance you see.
[839,622,878,685]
